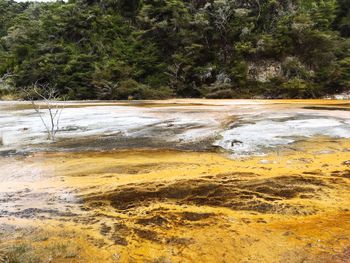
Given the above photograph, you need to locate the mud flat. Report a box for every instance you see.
[0,100,350,262]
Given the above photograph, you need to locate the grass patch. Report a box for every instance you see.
[5,243,40,263]
[0,241,80,263]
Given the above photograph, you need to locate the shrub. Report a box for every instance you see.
[111,79,173,99]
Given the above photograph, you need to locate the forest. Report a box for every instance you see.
[1,0,350,99]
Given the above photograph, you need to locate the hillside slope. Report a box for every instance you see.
[1,0,350,99]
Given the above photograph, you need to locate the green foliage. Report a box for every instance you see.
[0,0,350,99]
[111,79,173,99]
[334,0,350,36]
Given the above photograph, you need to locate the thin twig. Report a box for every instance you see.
[25,83,64,141]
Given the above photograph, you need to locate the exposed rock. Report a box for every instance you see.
[324,91,350,100]
[343,160,350,166]
[248,60,282,82]
[231,139,243,147]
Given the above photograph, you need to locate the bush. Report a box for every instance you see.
[202,83,236,99]
[111,79,173,99]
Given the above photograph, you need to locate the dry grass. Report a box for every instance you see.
[0,248,7,263]
[0,241,80,263]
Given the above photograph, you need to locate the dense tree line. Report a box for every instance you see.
[1,0,350,99]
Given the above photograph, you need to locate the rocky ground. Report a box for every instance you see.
[0,100,349,262]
